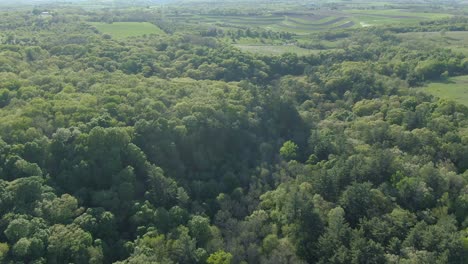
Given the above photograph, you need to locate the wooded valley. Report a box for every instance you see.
[0,1,467,263]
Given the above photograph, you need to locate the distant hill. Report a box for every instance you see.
[0,0,176,6]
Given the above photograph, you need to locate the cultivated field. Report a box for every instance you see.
[91,1,458,55]
[89,22,165,39]
[167,7,453,35]
[163,3,455,56]
[168,13,357,34]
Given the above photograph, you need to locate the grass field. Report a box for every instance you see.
[346,9,452,19]
[422,75,468,106]
[233,44,324,56]
[345,9,453,27]
[398,31,468,55]
[89,22,165,39]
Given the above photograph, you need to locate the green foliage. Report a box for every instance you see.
[207,250,233,264]
[4,218,31,242]
[279,140,298,161]
[262,234,279,255]
[0,3,466,264]
[47,224,96,264]
[0,242,9,261]
[339,182,392,226]
[40,194,78,224]
[188,215,213,247]
[12,237,31,258]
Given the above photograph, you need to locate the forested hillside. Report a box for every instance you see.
[0,1,467,264]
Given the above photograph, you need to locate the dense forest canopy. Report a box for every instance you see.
[0,0,467,263]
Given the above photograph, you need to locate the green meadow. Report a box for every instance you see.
[233,44,324,56]
[89,22,165,39]
[423,75,468,106]
[398,31,468,55]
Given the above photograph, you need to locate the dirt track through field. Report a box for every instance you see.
[287,14,329,22]
[336,21,355,28]
[318,17,347,26]
[349,13,414,19]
